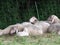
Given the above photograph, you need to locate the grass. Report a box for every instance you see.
[0,34,60,45]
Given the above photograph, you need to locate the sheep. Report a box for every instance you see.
[15,24,43,36]
[0,25,15,36]
[47,23,60,35]
[0,23,24,36]
[47,15,60,24]
[14,22,43,36]
[0,22,33,36]
[34,21,50,33]
[7,16,50,36]
[9,23,24,35]
[29,16,50,33]
[13,27,29,36]
[29,16,60,35]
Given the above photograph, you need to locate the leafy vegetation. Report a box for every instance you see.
[0,0,60,28]
[0,0,60,45]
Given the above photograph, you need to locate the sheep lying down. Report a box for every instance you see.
[47,15,60,24]
[48,23,60,35]
[33,21,50,33]
[0,25,15,36]
[14,16,50,36]
[15,24,43,36]
[15,27,29,36]
[25,25,44,35]
[29,16,50,32]
[15,22,50,36]
[0,23,24,36]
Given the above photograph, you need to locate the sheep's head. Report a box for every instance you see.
[9,24,24,35]
[29,16,38,24]
[9,26,16,35]
[47,15,60,24]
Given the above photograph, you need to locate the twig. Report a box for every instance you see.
[35,1,39,20]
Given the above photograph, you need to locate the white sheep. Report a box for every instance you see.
[47,23,60,35]
[15,24,43,36]
[0,23,24,36]
[15,22,43,36]
[47,15,60,24]
[0,25,15,35]
[29,16,50,33]
[14,27,29,36]
[34,21,50,33]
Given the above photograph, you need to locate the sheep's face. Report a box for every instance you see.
[47,15,59,24]
[29,16,38,24]
[9,26,17,35]
[9,24,24,35]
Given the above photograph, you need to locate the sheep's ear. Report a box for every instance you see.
[9,27,16,35]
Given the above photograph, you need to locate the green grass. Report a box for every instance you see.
[0,34,60,45]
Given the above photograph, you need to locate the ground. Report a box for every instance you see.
[0,33,60,45]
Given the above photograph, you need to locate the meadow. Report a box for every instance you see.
[0,33,60,45]
[0,0,60,45]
